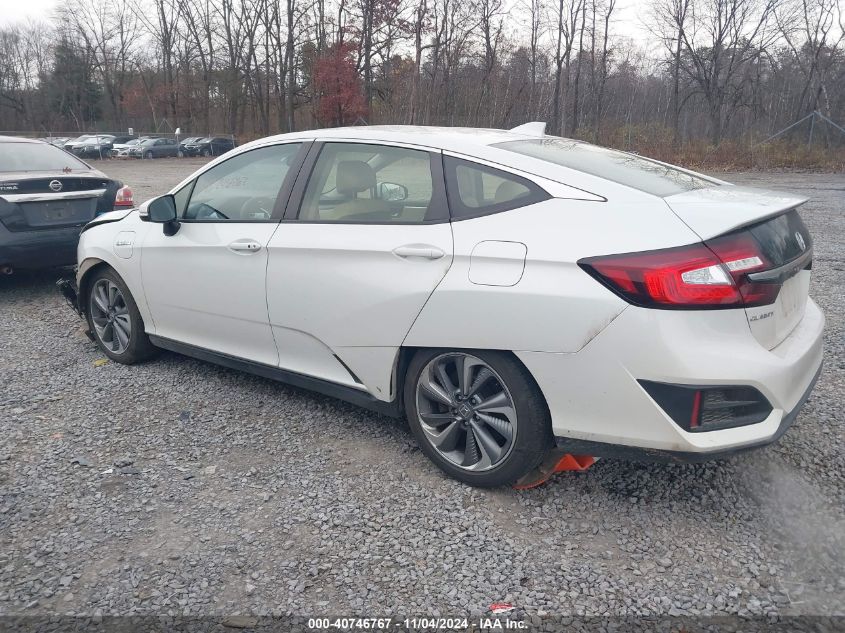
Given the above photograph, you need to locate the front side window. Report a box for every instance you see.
[298,143,440,223]
[445,157,549,219]
[184,143,302,221]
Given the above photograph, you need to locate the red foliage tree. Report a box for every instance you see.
[312,42,367,127]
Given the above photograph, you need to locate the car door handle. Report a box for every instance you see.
[228,240,262,253]
[392,244,445,260]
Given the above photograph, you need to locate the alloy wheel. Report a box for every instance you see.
[89,279,132,355]
[415,353,517,472]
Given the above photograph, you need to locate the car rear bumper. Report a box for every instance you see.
[0,222,82,269]
[517,298,825,459]
[553,361,822,463]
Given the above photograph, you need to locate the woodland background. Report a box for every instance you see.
[1,0,844,168]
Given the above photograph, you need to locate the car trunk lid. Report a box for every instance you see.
[666,186,812,350]
[0,175,116,231]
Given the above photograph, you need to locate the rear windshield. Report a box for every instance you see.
[0,141,89,172]
[493,138,715,197]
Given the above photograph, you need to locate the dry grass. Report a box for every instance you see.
[594,123,845,173]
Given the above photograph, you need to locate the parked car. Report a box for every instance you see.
[0,136,132,273]
[73,135,117,159]
[39,136,70,147]
[63,135,96,153]
[47,137,72,148]
[111,137,148,158]
[60,124,823,487]
[182,136,235,157]
[111,135,136,145]
[129,137,179,159]
[177,137,204,157]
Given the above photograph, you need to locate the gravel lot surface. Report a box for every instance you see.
[0,159,843,621]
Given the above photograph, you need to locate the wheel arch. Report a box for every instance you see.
[77,258,111,316]
[394,346,551,419]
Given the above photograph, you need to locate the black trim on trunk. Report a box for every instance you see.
[748,247,813,283]
[148,334,401,418]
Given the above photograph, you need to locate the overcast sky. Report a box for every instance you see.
[1,0,656,51]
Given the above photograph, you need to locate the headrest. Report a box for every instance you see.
[337,161,376,195]
[494,180,529,204]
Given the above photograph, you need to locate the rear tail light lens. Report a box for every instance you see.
[705,232,780,306]
[114,185,134,208]
[579,230,781,309]
[639,381,772,432]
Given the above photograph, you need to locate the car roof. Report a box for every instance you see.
[245,125,543,154]
[0,136,45,144]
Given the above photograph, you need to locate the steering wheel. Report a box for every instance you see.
[240,197,274,219]
[193,203,229,220]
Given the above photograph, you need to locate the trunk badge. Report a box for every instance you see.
[795,232,806,251]
[49,180,63,192]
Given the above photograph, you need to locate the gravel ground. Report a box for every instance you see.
[0,161,843,622]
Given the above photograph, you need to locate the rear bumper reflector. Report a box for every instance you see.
[638,380,773,433]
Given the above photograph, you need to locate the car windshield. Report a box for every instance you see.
[82,137,111,145]
[493,137,716,197]
[0,141,90,172]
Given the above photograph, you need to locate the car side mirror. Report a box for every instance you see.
[143,195,180,235]
[377,182,408,202]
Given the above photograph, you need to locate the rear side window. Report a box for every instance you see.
[494,138,715,197]
[444,156,549,219]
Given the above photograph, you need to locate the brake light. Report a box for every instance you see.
[705,232,780,306]
[579,231,781,309]
[114,185,134,208]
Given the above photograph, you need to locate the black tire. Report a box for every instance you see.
[202,148,211,157]
[85,267,158,364]
[177,150,185,158]
[145,151,154,159]
[404,348,553,487]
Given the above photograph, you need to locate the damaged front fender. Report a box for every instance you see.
[56,275,82,317]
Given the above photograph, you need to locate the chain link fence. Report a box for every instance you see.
[0,130,238,159]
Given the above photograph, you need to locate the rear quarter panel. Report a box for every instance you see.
[404,196,703,353]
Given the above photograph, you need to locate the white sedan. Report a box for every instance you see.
[64,124,824,487]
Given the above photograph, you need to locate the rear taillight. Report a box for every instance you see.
[578,230,781,309]
[114,185,133,208]
[704,232,780,307]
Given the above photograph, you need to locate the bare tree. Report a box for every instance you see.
[473,0,505,125]
[589,0,616,140]
[550,0,583,135]
[679,0,779,145]
[649,0,693,145]
[133,0,183,126]
[776,0,845,122]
